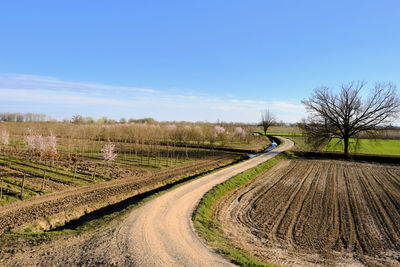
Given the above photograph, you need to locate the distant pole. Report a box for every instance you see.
[20,175,25,199]
[41,170,46,191]
[0,179,3,199]
[92,165,97,179]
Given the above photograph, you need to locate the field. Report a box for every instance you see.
[324,138,400,155]
[0,122,269,205]
[215,159,400,266]
[274,135,400,156]
[256,125,400,156]
[0,141,237,206]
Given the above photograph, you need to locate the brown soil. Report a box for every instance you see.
[0,154,239,235]
[215,159,400,266]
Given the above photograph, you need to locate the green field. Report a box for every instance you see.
[324,138,400,156]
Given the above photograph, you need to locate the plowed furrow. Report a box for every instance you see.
[215,159,400,266]
[358,168,400,249]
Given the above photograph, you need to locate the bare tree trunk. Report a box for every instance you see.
[344,137,349,157]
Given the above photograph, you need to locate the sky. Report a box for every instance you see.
[0,0,399,123]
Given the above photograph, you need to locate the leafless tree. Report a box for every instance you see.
[260,110,276,136]
[301,81,400,156]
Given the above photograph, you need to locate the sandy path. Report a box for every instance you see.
[114,137,293,266]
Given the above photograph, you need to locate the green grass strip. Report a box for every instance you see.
[193,152,290,267]
[324,138,400,156]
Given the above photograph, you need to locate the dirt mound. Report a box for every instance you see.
[215,159,400,266]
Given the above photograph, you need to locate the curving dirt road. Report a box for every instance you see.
[0,138,292,266]
[114,137,293,266]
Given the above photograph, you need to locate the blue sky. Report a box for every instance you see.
[1,1,399,123]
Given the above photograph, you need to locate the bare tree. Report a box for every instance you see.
[301,81,400,156]
[260,110,276,136]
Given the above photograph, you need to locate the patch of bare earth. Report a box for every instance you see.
[214,159,400,266]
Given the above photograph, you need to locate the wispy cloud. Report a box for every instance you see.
[0,73,305,122]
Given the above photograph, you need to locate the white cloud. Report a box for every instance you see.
[0,89,133,106]
[0,73,305,122]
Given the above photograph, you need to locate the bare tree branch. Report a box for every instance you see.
[260,110,276,136]
[301,81,400,156]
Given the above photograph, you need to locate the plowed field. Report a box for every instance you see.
[215,159,400,266]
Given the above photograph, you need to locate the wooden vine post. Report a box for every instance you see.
[92,164,97,179]
[41,170,46,191]
[20,174,25,199]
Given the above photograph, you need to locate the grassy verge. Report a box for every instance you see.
[193,151,290,267]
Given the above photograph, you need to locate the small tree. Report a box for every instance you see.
[47,131,57,165]
[101,142,117,162]
[1,130,9,146]
[101,142,117,178]
[301,81,400,156]
[260,110,276,136]
[235,127,246,139]
[0,130,9,152]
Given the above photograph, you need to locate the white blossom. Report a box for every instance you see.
[101,142,117,162]
[213,125,225,138]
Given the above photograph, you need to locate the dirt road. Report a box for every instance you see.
[0,138,292,266]
[113,137,293,266]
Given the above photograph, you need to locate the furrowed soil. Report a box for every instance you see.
[215,159,400,266]
[0,154,240,235]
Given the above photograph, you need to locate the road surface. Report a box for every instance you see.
[115,137,294,266]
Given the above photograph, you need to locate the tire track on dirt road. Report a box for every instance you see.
[113,137,293,267]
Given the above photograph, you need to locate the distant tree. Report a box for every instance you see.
[301,81,400,156]
[235,127,246,139]
[97,116,109,124]
[135,118,157,124]
[84,116,95,124]
[119,117,127,124]
[260,110,276,136]
[0,131,9,149]
[107,119,117,124]
[71,115,84,124]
